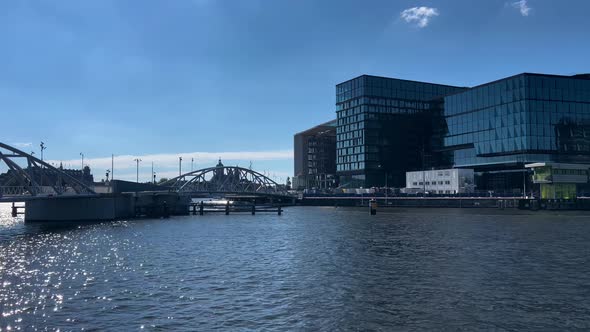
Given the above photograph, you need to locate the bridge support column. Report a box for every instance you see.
[11,202,17,218]
[251,204,256,215]
[278,206,282,216]
[225,201,230,215]
[199,201,204,215]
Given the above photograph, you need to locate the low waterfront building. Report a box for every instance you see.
[293,120,337,191]
[525,162,590,199]
[405,168,475,195]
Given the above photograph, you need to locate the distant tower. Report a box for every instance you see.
[213,158,225,182]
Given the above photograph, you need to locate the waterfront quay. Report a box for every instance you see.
[300,195,590,210]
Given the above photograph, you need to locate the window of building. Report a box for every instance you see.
[412,182,417,186]
[445,181,451,185]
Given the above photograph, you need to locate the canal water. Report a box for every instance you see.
[1,204,590,331]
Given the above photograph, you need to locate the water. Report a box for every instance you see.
[1,203,590,331]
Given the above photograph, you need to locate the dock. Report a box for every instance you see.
[189,201,283,215]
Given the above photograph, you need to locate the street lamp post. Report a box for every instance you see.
[40,142,46,162]
[134,158,142,183]
[179,157,183,176]
[151,162,154,184]
[80,152,84,170]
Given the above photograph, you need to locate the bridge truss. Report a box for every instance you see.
[160,166,286,196]
[0,142,96,199]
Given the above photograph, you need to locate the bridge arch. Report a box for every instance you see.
[160,164,284,195]
[0,142,96,198]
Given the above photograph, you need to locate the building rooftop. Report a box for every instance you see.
[459,72,590,91]
[294,119,337,137]
[336,74,468,89]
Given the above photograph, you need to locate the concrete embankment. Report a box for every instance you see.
[301,197,518,208]
[25,192,191,222]
[300,197,590,210]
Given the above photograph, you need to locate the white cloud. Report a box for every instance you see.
[11,142,33,148]
[400,6,439,28]
[512,0,531,16]
[47,150,293,181]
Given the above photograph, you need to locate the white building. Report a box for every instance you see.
[405,169,475,195]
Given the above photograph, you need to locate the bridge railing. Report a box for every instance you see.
[0,186,28,196]
[0,186,76,197]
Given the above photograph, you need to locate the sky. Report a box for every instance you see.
[1,0,589,182]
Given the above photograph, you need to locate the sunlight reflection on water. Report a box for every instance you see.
[1,206,590,330]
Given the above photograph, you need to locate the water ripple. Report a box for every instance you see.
[1,204,590,330]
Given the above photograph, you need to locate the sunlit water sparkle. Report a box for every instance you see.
[1,203,590,330]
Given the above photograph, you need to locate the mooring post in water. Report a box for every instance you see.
[278,206,282,216]
[251,204,256,215]
[163,201,169,219]
[11,202,17,218]
[370,199,377,215]
[225,200,230,215]
[199,201,204,215]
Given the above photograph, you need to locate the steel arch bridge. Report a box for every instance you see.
[160,165,287,196]
[0,142,96,200]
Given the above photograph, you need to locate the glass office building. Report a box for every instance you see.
[441,73,590,191]
[336,75,466,188]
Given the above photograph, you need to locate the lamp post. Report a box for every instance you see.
[153,172,157,185]
[40,142,46,162]
[179,157,183,176]
[80,152,84,170]
[151,161,154,184]
[134,158,142,183]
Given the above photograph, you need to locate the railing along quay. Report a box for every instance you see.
[189,201,283,215]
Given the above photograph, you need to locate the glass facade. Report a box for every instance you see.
[439,73,590,191]
[330,72,590,191]
[442,73,590,168]
[336,75,466,187]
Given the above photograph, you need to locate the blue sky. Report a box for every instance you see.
[1,0,589,182]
